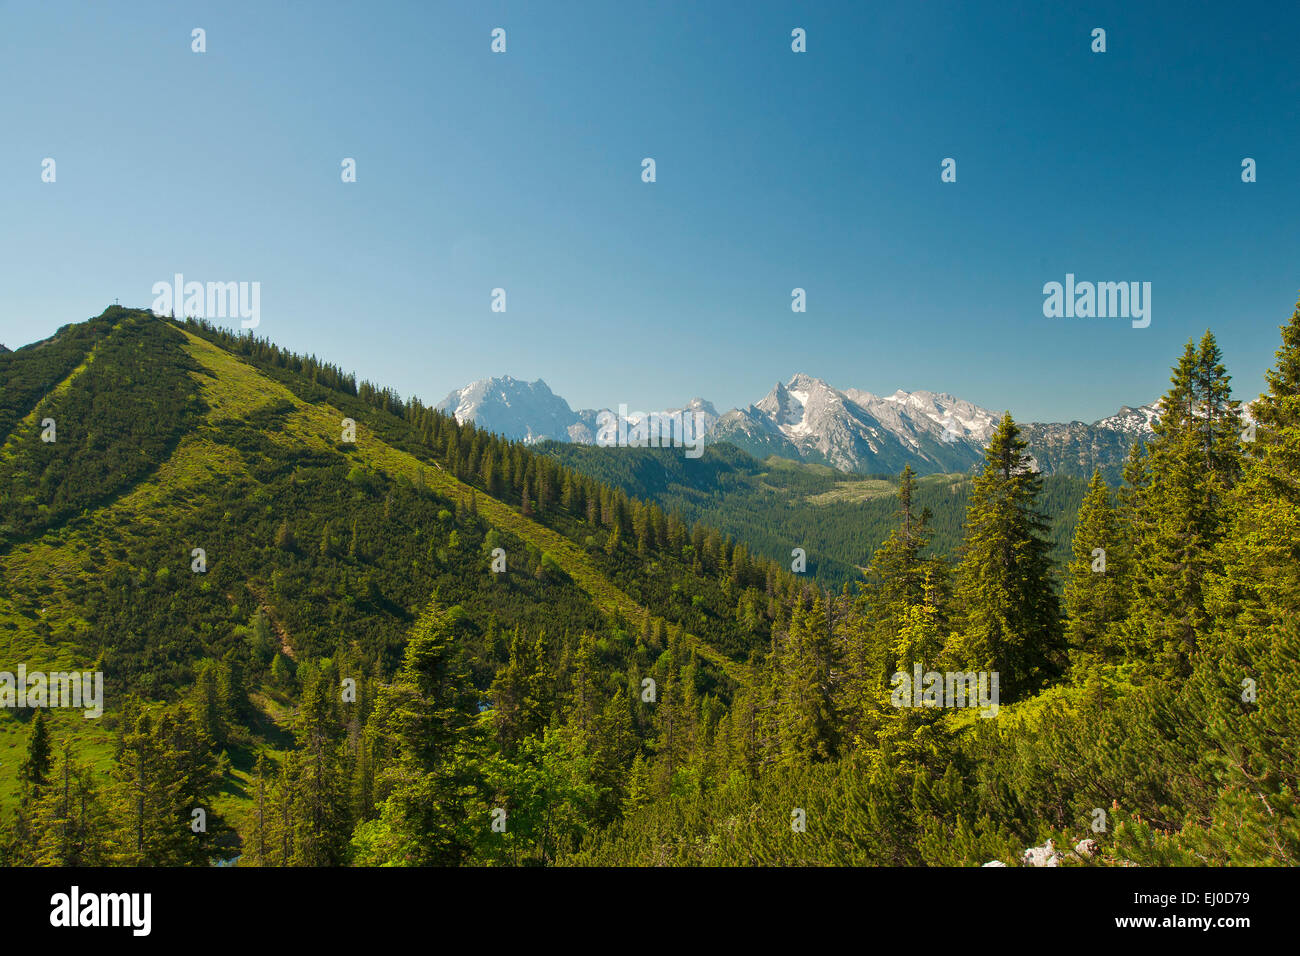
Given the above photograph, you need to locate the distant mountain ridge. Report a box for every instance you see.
[436,378,719,446]
[437,372,1160,480]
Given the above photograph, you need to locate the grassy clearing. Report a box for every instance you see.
[804,478,899,505]
[759,456,841,477]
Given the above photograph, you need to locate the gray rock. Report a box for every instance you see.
[1022,840,1062,867]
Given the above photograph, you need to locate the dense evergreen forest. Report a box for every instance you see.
[538,441,1091,587]
[1,302,1297,866]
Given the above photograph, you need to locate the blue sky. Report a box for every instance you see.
[3,0,1298,422]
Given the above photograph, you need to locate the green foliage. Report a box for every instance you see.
[5,303,1298,869]
[946,414,1063,701]
[1063,470,1130,667]
[1122,333,1242,676]
[542,442,1090,588]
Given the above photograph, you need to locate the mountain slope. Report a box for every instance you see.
[0,308,773,815]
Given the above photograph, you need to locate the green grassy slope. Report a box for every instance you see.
[0,308,766,815]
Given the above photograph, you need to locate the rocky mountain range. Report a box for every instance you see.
[436,373,1162,480]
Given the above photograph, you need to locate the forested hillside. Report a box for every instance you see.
[0,307,797,862]
[538,441,1090,586]
[2,303,1297,867]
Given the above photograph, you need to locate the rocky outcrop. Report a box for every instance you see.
[984,837,1103,867]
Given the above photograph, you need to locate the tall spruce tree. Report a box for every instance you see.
[1123,333,1241,674]
[946,413,1062,700]
[1063,470,1130,665]
[7,712,55,862]
[112,705,222,865]
[354,603,481,865]
[289,664,353,865]
[861,465,951,676]
[773,595,841,763]
[18,711,52,800]
[30,744,111,866]
[1208,296,1300,632]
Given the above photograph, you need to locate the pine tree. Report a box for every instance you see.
[358,603,481,865]
[246,753,271,865]
[288,663,353,866]
[860,465,950,683]
[217,652,249,730]
[650,661,682,795]
[587,691,638,823]
[773,596,841,763]
[10,711,54,861]
[946,413,1062,700]
[489,628,552,750]
[18,711,52,801]
[30,743,111,866]
[1063,470,1130,665]
[1123,333,1241,674]
[1209,296,1300,632]
[269,752,297,865]
[113,707,214,865]
[189,660,226,747]
[274,519,297,551]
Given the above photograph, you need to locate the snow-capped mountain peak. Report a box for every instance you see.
[435,371,1160,480]
[435,375,577,443]
[436,376,719,447]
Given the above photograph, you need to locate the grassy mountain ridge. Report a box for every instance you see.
[0,307,784,821]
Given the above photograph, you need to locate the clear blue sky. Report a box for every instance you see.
[3,0,1298,422]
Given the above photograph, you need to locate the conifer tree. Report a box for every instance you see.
[946,413,1062,700]
[246,753,271,866]
[859,466,951,685]
[18,711,52,802]
[30,743,111,866]
[9,711,54,860]
[218,652,250,730]
[112,705,222,866]
[773,596,841,763]
[1123,333,1241,673]
[586,692,638,823]
[1063,470,1130,664]
[189,660,226,747]
[290,664,353,865]
[1209,296,1300,632]
[355,603,481,865]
